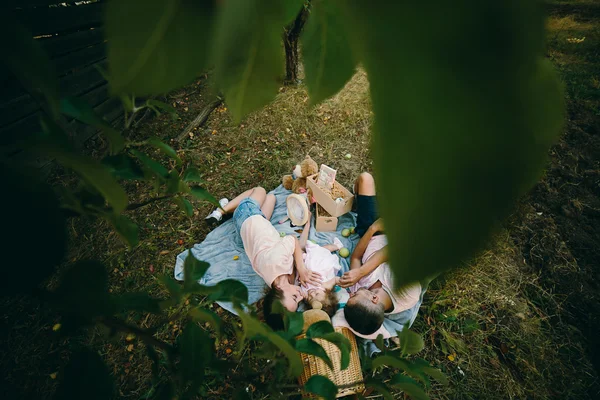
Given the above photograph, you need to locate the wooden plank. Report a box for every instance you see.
[5,1,85,10]
[54,41,106,77]
[69,96,123,146]
[0,112,41,147]
[13,2,104,36]
[59,59,108,97]
[0,93,41,128]
[0,60,107,126]
[40,27,105,58]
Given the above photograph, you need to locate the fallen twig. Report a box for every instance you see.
[176,97,223,142]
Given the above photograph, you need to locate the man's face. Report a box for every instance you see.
[280,285,304,312]
[348,287,380,306]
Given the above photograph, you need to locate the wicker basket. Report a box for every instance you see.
[297,327,365,398]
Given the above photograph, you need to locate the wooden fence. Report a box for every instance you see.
[1,0,121,167]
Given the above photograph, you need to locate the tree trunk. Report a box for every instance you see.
[283,5,310,85]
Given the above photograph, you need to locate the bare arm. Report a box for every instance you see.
[339,247,388,288]
[298,213,311,251]
[358,246,388,277]
[293,236,322,286]
[349,222,378,269]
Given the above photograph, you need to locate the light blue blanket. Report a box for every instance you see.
[173,185,425,349]
[174,185,359,314]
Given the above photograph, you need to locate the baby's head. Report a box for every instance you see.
[305,288,338,318]
[344,288,385,335]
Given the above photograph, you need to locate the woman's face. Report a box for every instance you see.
[306,288,327,304]
[280,285,304,311]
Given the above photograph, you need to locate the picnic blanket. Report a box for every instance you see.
[174,185,358,314]
[173,185,426,347]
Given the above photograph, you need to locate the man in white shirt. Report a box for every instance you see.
[339,173,421,335]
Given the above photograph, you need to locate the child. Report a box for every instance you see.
[204,187,322,330]
[296,213,350,317]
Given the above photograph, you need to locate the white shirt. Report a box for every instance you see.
[297,241,341,295]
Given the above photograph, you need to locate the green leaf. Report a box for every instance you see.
[295,338,333,369]
[189,307,223,337]
[206,279,248,304]
[102,154,145,180]
[53,348,115,400]
[111,292,162,314]
[421,366,448,385]
[317,332,351,370]
[301,0,357,105]
[174,196,194,217]
[366,381,395,400]
[146,345,160,382]
[213,0,286,121]
[0,165,66,295]
[285,310,304,337]
[399,329,425,356]
[60,97,125,154]
[53,261,114,319]
[38,117,128,213]
[183,250,210,291]
[0,18,59,119]
[183,167,204,183]
[107,0,216,96]
[238,311,303,377]
[339,0,564,285]
[304,375,338,400]
[411,358,448,385]
[283,0,305,25]
[179,323,213,389]
[158,274,182,303]
[107,214,139,247]
[166,171,181,194]
[389,375,429,400]
[147,99,178,118]
[147,137,182,165]
[306,320,334,339]
[131,149,169,179]
[371,355,411,372]
[375,333,386,352]
[190,187,219,207]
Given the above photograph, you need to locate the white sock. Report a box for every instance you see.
[333,237,344,251]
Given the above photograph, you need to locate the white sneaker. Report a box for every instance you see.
[205,198,229,225]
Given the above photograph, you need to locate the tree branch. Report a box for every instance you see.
[100,316,174,354]
[125,194,175,211]
[176,97,223,142]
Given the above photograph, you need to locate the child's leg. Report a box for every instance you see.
[261,193,276,220]
[322,244,338,252]
[222,187,266,214]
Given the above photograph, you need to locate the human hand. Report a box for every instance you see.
[338,268,364,288]
[298,268,322,287]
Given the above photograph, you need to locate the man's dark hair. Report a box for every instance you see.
[344,301,384,335]
[262,286,284,331]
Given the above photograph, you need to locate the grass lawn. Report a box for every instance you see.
[1,1,599,399]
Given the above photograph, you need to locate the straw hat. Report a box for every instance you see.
[286,193,309,226]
